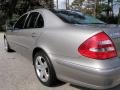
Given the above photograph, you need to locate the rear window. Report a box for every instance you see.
[51,10,104,25]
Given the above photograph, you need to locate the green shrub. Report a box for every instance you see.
[99,15,119,24]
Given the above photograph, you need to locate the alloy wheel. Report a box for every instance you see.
[35,56,49,82]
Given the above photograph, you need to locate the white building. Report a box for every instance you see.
[54,0,74,9]
[113,2,120,15]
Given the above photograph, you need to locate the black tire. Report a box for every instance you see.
[33,51,57,86]
[4,38,13,52]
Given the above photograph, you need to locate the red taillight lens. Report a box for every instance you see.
[78,32,117,60]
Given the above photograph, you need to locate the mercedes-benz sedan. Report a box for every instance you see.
[4,9,120,89]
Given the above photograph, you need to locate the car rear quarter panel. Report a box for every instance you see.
[35,25,120,70]
[38,25,101,58]
[34,25,120,89]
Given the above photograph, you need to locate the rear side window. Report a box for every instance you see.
[14,14,27,29]
[25,12,39,28]
[35,14,44,28]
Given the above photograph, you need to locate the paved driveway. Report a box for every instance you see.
[0,33,120,90]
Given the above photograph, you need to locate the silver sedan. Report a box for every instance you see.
[4,9,120,89]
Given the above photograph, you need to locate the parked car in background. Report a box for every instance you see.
[4,9,120,89]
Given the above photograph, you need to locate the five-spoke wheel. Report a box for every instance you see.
[34,51,57,86]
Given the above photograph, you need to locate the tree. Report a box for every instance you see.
[105,0,113,17]
[0,0,54,23]
[18,0,54,14]
[0,0,18,18]
[71,0,84,10]
[71,0,104,16]
[95,0,107,17]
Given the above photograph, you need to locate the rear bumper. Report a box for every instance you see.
[55,59,120,89]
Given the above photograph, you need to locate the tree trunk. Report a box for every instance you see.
[8,0,18,18]
[107,0,110,17]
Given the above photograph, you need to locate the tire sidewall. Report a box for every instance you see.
[34,51,56,86]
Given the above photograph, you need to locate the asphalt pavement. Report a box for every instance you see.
[0,33,120,90]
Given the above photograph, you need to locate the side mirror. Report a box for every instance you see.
[6,21,14,31]
[6,25,14,31]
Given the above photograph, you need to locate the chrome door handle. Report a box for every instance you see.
[32,33,37,37]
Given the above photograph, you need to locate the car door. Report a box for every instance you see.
[14,12,44,59]
[6,13,28,52]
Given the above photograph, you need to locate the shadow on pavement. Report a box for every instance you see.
[52,80,66,87]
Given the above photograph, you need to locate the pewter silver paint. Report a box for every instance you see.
[5,9,120,89]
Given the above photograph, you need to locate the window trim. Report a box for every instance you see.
[25,12,39,29]
[34,13,41,27]
[13,11,45,30]
[13,13,28,30]
[34,14,44,28]
[23,13,30,29]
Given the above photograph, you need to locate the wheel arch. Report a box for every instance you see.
[32,47,58,78]
[32,47,52,65]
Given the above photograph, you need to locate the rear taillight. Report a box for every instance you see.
[78,32,117,60]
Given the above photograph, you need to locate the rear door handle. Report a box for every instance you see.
[32,33,38,37]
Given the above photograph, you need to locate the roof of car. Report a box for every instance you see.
[26,8,67,28]
[27,8,83,14]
